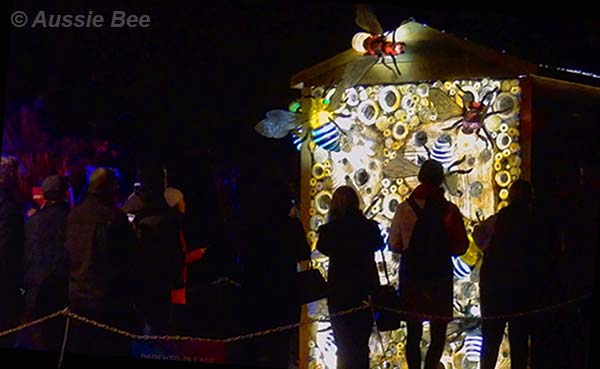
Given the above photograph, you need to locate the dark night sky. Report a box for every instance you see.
[5,1,599,184]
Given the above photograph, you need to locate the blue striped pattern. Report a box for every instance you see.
[312,122,341,152]
[464,335,483,362]
[452,256,472,279]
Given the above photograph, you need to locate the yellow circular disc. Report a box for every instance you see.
[375,117,389,131]
[509,143,520,153]
[383,148,391,157]
[309,208,316,216]
[309,141,317,151]
[506,164,511,170]
[443,81,453,90]
[510,167,520,176]
[389,150,398,159]
[495,153,504,162]
[394,110,408,122]
[312,163,326,179]
[503,149,511,157]
[501,80,512,91]
[507,154,520,166]
[309,178,317,186]
[500,123,509,132]
[420,97,429,106]
[484,115,502,132]
[494,162,503,171]
[391,141,402,151]
[390,185,397,193]
[395,178,404,185]
[398,184,410,196]
[382,178,391,188]
[383,129,392,137]
[315,182,324,191]
[495,170,512,187]
[508,128,519,137]
[497,201,509,211]
[383,159,390,166]
[310,188,317,196]
[324,168,331,177]
[382,188,390,196]
[323,160,331,167]
[510,86,521,95]
[392,122,408,141]
[499,188,509,200]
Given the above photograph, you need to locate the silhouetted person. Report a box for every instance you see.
[474,179,559,369]
[0,155,25,348]
[65,167,138,355]
[389,160,468,369]
[18,175,70,351]
[238,179,311,368]
[316,185,384,369]
[122,165,184,335]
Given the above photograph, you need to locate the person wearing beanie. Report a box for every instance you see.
[389,159,469,369]
[18,175,70,350]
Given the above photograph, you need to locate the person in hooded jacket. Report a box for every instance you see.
[389,160,469,369]
[122,165,184,335]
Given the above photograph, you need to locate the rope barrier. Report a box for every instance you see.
[0,307,67,338]
[0,293,591,344]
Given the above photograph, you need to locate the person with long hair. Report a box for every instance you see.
[316,185,384,369]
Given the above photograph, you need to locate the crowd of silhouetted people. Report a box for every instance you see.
[0,154,593,369]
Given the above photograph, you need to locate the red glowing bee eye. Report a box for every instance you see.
[472,102,481,108]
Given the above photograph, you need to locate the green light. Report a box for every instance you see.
[323,99,331,105]
[289,101,301,113]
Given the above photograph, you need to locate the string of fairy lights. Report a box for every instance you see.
[538,64,600,79]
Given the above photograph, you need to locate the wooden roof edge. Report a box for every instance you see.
[290,49,360,89]
[530,74,600,96]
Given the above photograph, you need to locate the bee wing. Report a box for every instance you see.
[265,109,303,130]
[329,57,378,111]
[255,109,302,139]
[355,4,383,35]
[429,88,463,122]
[383,155,420,178]
[255,119,290,139]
